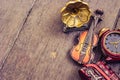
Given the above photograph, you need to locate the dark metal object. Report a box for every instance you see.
[95,9,104,16]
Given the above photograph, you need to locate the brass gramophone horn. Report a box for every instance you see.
[61,0,91,29]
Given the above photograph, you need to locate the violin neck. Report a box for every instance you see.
[85,17,96,44]
[84,16,101,47]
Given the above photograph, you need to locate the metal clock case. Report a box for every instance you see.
[100,29,120,61]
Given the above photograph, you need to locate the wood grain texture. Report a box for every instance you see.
[0,0,36,68]
[0,0,120,80]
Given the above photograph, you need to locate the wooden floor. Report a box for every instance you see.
[0,0,120,80]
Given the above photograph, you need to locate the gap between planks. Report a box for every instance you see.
[0,0,37,72]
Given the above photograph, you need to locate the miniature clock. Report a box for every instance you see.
[101,29,120,60]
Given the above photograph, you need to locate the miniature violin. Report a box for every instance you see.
[71,9,104,64]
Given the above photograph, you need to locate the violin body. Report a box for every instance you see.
[71,30,98,64]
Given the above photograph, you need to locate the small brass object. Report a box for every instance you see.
[61,0,91,28]
[99,28,109,37]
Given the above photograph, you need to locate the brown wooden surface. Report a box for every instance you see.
[0,0,35,68]
[0,0,120,80]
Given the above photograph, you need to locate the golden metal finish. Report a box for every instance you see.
[109,40,120,49]
[61,0,91,28]
[99,28,110,37]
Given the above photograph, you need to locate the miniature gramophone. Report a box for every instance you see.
[61,0,91,32]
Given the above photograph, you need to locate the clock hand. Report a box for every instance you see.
[109,41,118,49]
[109,41,118,45]
[109,40,120,44]
[115,45,118,49]
[117,39,120,43]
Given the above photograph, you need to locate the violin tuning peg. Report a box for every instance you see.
[94,9,104,15]
[97,18,103,23]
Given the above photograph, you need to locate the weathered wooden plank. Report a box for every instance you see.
[0,0,36,68]
[0,0,120,80]
[88,0,120,32]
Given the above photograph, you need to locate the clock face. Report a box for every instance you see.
[104,32,120,54]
